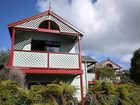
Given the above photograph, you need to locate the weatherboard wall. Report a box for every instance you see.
[14,31,75,53]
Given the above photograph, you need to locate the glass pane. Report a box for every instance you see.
[47,47,60,52]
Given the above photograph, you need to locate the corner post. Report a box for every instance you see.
[9,29,15,67]
[78,36,84,105]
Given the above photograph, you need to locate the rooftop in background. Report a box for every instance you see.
[97,58,122,70]
[82,56,97,63]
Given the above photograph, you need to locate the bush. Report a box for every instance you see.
[0,80,30,105]
[85,81,140,105]
[29,85,47,104]
[0,67,26,87]
[8,67,26,87]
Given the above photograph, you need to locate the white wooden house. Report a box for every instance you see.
[8,10,85,105]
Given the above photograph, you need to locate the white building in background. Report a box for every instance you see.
[72,56,97,101]
[72,57,122,101]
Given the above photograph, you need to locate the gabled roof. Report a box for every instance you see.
[97,58,122,69]
[82,56,97,63]
[8,10,85,36]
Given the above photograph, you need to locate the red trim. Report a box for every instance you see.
[78,37,84,105]
[21,69,82,74]
[8,10,84,36]
[78,37,82,70]
[14,50,79,55]
[38,28,60,33]
[88,81,96,85]
[15,66,80,71]
[49,11,84,35]
[80,74,84,105]
[10,27,80,38]
[9,29,15,66]
[8,11,49,27]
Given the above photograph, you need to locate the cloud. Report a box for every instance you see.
[36,0,140,67]
[121,54,132,63]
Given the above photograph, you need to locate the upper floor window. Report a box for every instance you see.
[38,20,59,30]
[31,39,60,52]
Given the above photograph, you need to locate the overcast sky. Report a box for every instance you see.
[0,0,140,69]
[36,0,140,69]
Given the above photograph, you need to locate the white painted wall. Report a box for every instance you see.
[71,75,81,101]
[71,63,88,101]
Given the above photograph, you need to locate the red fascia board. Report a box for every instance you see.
[38,28,60,33]
[8,11,49,27]
[9,27,80,38]
[50,11,84,36]
[14,50,79,55]
[21,69,83,74]
[8,10,84,36]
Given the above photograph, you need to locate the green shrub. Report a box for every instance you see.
[29,85,47,104]
[0,80,30,105]
[85,81,140,105]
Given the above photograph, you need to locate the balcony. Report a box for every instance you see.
[13,50,80,70]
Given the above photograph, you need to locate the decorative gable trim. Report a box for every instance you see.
[8,11,84,35]
[97,59,122,69]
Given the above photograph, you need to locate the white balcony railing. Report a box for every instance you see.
[13,50,80,69]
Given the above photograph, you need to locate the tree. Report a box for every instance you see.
[97,66,117,83]
[130,48,140,83]
[0,50,9,65]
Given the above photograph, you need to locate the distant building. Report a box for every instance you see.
[87,58,122,83]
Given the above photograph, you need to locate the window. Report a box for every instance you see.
[38,20,59,30]
[46,41,60,52]
[31,39,46,51]
[106,63,113,68]
[31,39,60,52]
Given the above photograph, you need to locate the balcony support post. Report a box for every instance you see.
[9,29,16,66]
[78,36,84,105]
[80,74,84,105]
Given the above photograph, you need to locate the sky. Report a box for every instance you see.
[0,0,140,69]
